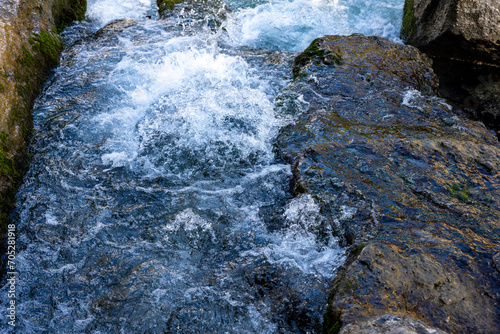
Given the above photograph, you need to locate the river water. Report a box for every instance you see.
[1,0,403,332]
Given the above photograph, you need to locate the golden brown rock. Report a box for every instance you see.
[276,34,500,333]
[0,0,86,229]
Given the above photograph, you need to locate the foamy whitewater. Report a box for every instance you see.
[0,0,404,332]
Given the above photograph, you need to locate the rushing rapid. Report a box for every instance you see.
[1,0,403,332]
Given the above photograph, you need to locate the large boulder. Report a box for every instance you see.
[401,0,500,66]
[275,34,500,333]
[0,0,86,232]
[401,0,500,139]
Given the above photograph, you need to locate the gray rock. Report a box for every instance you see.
[340,314,447,334]
[276,34,500,333]
[401,0,500,141]
[402,0,500,66]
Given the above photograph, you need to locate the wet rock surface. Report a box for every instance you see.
[274,34,500,333]
[157,0,229,26]
[340,313,446,334]
[0,0,86,232]
[402,0,500,66]
[429,59,500,140]
[401,0,500,140]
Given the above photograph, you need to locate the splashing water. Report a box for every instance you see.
[1,0,404,332]
[225,0,404,51]
[87,0,157,26]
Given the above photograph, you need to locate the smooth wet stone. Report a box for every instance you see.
[95,18,138,38]
[275,34,500,333]
[340,313,447,334]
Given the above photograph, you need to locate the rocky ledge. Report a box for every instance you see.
[275,34,500,333]
[402,0,500,66]
[402,0,500,139]
[0,0,86,237]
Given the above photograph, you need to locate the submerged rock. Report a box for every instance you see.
[0,1,86,252]
[157,0,229,27]
[275,34,500,333]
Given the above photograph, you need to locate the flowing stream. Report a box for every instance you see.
[1,0,403,332]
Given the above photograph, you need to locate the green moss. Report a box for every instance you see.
[157,0,186,13]
[321,277,356,333]
[0,131,16,178]
[0,131,12,151]
[352,243,366,256]
[30,31,63,66]
[0,151,17,178]
[337,279,354,297]
[52,0,87,32]
[15,31,62,103]
[323,304,342,334]
[293,38,342,79]
[18,46,35,69]
[448,182,470,201]
[0,132,19,233]
[401,0,417,42]
[434,281,444,289]
[14,47,38,126]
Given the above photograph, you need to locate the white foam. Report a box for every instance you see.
[87,0,155,27]
[101,151,130,168]
[45,212,60,226]
[172,209,213,233]
[284,194,322,231]
[402,89,423,109]
[91,36,283,178]
[225,0,404,51]
[243,194,346,277]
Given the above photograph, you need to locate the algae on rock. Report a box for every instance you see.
[0,0,87,241]
[276,34,500,334]
[401,0,416,42]
[157,0,186,13]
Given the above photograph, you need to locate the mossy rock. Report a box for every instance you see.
[293,38,342,80]
[157,0,186,14]
[278,34,500,333]
[401,0,417,42]
[30,31,64,67]
[12,31,62,137]
[0,0,87,256]
[52,0,87,32]
[2,30,63,232]
[323,304,342,334]
[0,132,17,179]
